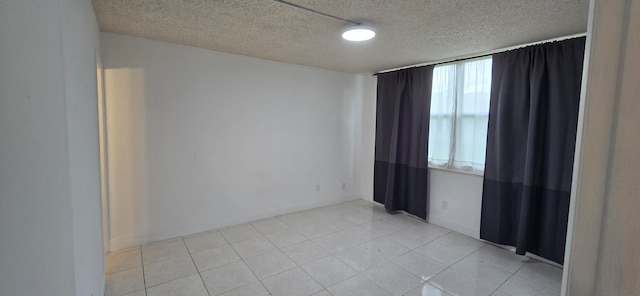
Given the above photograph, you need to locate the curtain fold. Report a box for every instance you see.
[480,37,586,264]
[374,66,434,219]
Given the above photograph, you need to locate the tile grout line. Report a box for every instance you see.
[139,244,148,296]
[180,236,212,296]
[128,202,548,296]
[313,218,418,295]
[420,239,486,294]
[493,262,527,296]
[225,231,275,295]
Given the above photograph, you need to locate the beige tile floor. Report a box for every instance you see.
[105,200,563,296]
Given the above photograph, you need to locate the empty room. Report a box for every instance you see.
[1,0,639,296]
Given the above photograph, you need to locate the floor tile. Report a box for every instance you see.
[220,224,261,243]
[105,267,145,296]
[343,199,378,209]
[277,212,317,227]
[405,223,449,241]
[280,240,330,265]
[191,244,241,272]
[312,226,372,253]
[498,261,562,296]
[244,250,297,279]
[342,210,375,224]
[142,239,189,265]
[363,261,424,295]
[323,204,354,214]
[106,201,564,296]
[105,248,142,274]
[265,228,307,248]
[391,250,447,281]
[218,281,270,296]
[200,261,258,295]
[184,231,228,253]
[302,256,358,287]
[327,275,391,296]
[403,282,452,296]
[262,267,323,296]
[146,274,208,296]
[142,238,183,247]
[380,213,422,228]
[474,245,528,273]
[311,290,333,296]
[498,275,559,296]
[363,238,410,258]
[122,290,146,296]
[293,221,336,239]
[432,233,485,256]
[385,229,431,249]
[359,206,390,219]
[322,216,358,231]
[361,219,402,238]
[251,218,290,235]
[110,245,142,254]
[414,241,473,266]
[144,255,197,288]
[231,236,277,258]
[333,238,409,272]
[428,268,495,296]
[335,244,384,272]
[452,254,513,290]
[304,207,344,222]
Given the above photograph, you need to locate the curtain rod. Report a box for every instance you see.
[373,33,587,76]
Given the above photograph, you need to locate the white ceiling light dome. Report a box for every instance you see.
[342,25,376,41]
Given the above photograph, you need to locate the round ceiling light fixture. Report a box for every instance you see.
[342,25,376,42]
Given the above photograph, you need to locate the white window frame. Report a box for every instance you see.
[428,57,492,175]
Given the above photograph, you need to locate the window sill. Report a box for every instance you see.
[428,166,484,177]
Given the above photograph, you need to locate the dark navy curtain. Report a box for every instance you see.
[374,66,434,219]
[481,37,586,264]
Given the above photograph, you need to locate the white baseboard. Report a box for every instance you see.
[109,195,361,251]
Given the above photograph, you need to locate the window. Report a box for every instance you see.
[428,57,492,174]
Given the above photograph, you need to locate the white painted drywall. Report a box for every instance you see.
[101,33,363,249]
[0,0,103,295]
[358,78,484,238]
[427,170,483,238]
[359,75,377,202]
[0,1,75,294]
[563,0,640,295]
[61,0,105,295]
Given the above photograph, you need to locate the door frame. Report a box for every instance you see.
[96,53,110,254]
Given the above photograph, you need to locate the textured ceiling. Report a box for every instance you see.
[92,0,589,73]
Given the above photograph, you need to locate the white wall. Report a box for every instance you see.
[358,78,484,238]
[427,170,483,238]
[564,0,640,294]
[359,75,377,201]
[61,0,105,295]
[0,1,76,294]
[0,0,103,295]
[101,33,364,250]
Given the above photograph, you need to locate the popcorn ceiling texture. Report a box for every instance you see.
[92,0,588,73]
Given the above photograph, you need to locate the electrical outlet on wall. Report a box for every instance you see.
[441,200,448,210]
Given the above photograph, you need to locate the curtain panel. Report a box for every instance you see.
[480,37,586,264]
[374,66,434,219]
